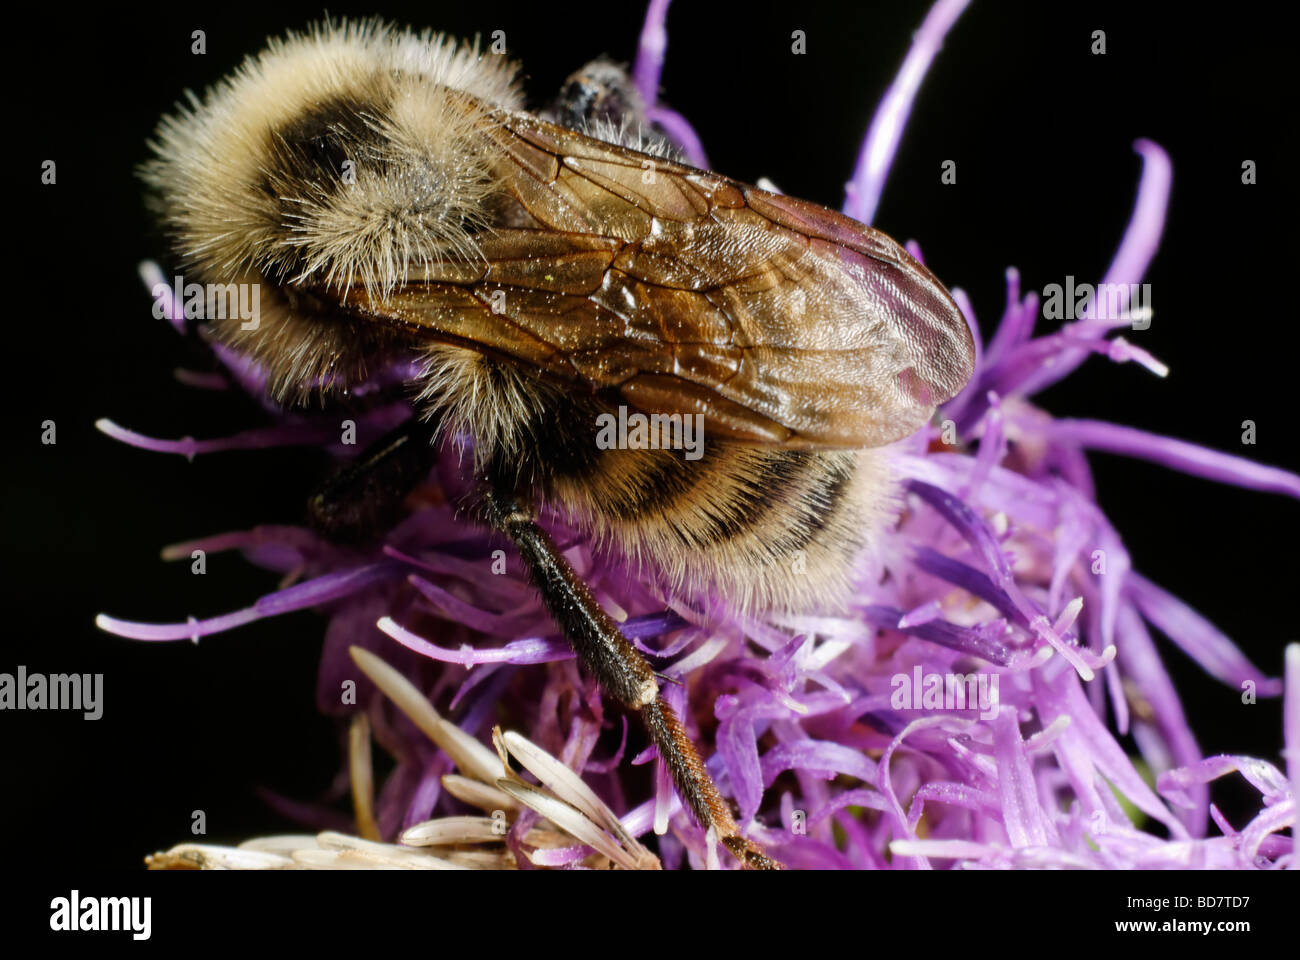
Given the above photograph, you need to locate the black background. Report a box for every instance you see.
[6,0,1297,870]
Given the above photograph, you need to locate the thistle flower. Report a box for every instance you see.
[104,0,1297,869]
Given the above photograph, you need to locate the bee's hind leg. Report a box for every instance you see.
[478,479,782,870]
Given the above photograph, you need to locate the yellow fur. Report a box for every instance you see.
[142,20,522,298]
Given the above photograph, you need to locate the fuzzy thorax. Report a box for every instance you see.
[140,21,523,399]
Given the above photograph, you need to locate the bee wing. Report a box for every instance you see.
[346,112,976,448]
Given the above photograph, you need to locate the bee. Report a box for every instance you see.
[142,21,975,870]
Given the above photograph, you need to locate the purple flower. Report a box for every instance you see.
[108,0,1296,869]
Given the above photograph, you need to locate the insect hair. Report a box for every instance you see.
[139,20,528,400]
[143,19,522,292]
[576,115,685,162]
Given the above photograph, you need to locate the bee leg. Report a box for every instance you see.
[480,483,782,870]
[307,415,440,543]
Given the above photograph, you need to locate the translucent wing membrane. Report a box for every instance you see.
[334,109,975,448]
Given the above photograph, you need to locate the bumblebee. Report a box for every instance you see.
[143,21,975,869]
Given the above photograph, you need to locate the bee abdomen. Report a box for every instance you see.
[552,439,897,616]
[423,358,899,615]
